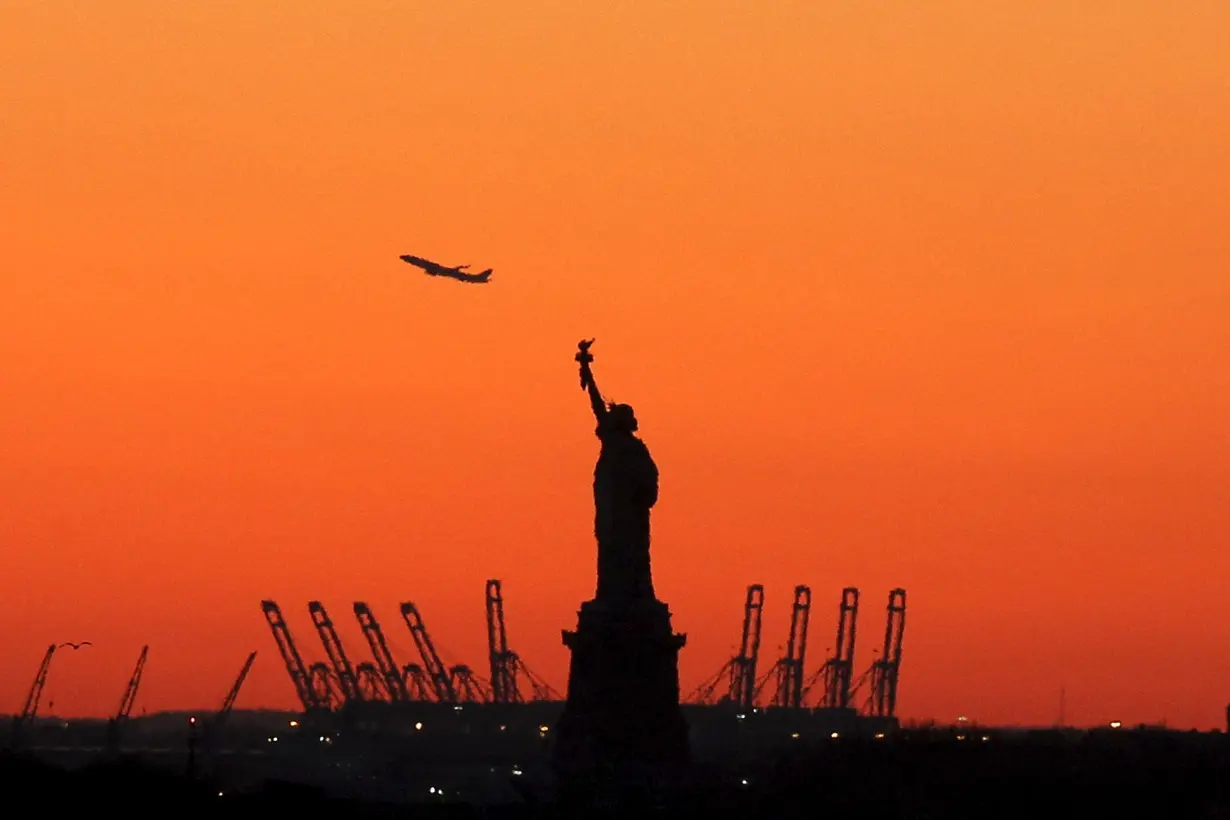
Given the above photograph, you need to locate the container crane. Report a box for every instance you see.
[217,650,257,723]
[106,645,148,753]
[815,587,860,709]
[759,585,811,709]
[353,602,411,702]
[308,601,363,704]
[730,584,765,711]
[116,645,149,720]
[483,579,560,702]
[10,644,55,749]
[486,580,520,703]
[399,602,457,703]
[202,651,256,752]
[685,584,765,707]
[869,588,906,719]
[260,600,325,711]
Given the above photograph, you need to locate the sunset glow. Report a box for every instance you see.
[2,2,1227,728]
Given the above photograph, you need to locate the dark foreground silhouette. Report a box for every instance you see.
[5,728,1227,818]
[550,340,691,796]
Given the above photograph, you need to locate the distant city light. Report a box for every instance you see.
[1110,721,1123,729]
[289,720,299,728]
[790,732,800,739]
[874,732,886,740]
[830,732,840,739]
[415,722,423,731]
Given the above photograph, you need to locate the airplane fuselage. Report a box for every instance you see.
[399,254,492,284]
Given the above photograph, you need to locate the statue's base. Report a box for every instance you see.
[551,598,690,804]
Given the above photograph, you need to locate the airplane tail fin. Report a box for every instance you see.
[477,269,493,281]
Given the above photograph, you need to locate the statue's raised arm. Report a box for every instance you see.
[576,339,607,426]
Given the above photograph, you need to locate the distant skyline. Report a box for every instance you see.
[2,2,1227,728]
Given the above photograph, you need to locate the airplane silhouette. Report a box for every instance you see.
[399,254,492,284]
[58,641,91,650]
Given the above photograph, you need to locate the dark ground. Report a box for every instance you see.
[3,728,1228,818]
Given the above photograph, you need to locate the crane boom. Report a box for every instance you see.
[686,584,764,707]
[822,587,860,709]
[260,600,322,710]
[871,588,907,718]
[730,584,765,711]
[104,645,148,755]
[399,602,457,702]
[771,585,811,708]
[354,602,410,702]
[116,645,149,720]
[308,601,363,704]
[202,650,257,752]
[485,580,521,704]
[11,644,56,749]
[219,651,257,718]
[19,644,56,720]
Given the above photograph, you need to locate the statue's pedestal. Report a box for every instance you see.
[551,598,690,802]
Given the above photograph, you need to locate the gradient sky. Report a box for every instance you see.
[2,2,1228,728]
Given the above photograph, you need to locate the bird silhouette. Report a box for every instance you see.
[58,641,92,650]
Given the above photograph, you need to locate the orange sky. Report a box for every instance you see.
[2,2,1228,728]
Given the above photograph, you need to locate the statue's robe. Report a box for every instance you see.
[593,429,658,602]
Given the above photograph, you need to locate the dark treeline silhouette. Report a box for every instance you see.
[4,729,1228,818]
